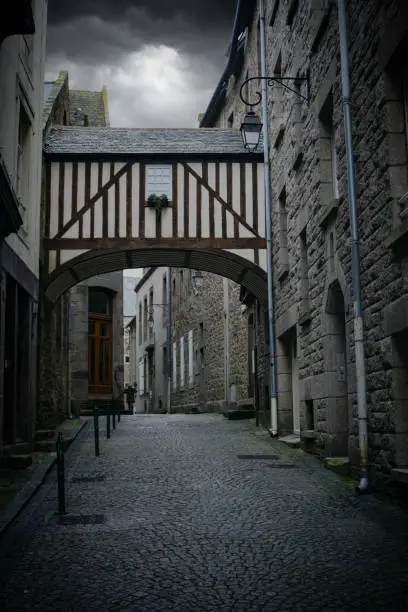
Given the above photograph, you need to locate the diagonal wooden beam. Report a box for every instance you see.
[181,162,261,239]
[52,162,132,240]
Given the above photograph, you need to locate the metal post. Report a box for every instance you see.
[106,413,111,439]
[117,404,121,423]
[112,408,116,429]
[337,0,368,492]
[56,432,66,514]
[93,413,100,456]
[259,0,278,435]
[167,266,172,414]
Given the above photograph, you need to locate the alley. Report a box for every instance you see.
[1,414,408,611]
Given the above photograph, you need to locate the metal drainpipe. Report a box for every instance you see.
[259,0,278,435]
[167,267,172,414]
[337,0,369,492]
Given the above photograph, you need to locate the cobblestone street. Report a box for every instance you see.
[1,414,408,611]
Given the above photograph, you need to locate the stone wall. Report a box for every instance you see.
[171,269,249,413]
[203,0,408,476]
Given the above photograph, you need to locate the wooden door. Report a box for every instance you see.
[88,318,112,395]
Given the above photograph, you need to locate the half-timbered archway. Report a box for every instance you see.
[42,127,267,302]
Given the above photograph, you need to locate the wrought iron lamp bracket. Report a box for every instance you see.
[239,75,310,108]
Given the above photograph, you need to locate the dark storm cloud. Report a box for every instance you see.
[45,0,236,128]
[48,0,235,29]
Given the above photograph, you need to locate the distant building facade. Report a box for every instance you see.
[0,0,48,457]
[134,268,169,414]
[123,274,138,386]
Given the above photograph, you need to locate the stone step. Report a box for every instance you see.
[279,435,301,449]
[2,443,31,457]
[35,440,56,453]
[224,408,255,420]
[324,456,350,477]
[0,454,33,469]
[35,429,56,441]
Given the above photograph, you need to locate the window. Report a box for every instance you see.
[269,0,280,28]
[146,165,172,201]
[89,289,111,315]
[148,289,153,340]
[16,102,31,231]
[180,336,185,388]
[319,92,339,201]
[173,342,177,390]
[88,289,113,394]
[125,355,130,363]
[162,274,167,306]
[139,359,145,394]
[287,0,299,26]
[138,303,142,345]
[188,330,194,386]
[163,345,168,376]
[256,17,262,76]
[143,297,148,342]
[299,228,310,317]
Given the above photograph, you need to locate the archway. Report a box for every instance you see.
[38,246,269,429]
[43,246,268,305]
[323,280,349,457]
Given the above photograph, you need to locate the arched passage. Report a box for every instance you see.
[43,246,268,304]
[38,246,269,430]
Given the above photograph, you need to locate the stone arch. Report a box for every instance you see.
[43,246,268,305]
[321,277,350,457]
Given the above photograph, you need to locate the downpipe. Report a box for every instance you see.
[338,0,369,493]
[259,0,278,436]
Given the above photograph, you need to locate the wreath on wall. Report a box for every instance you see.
[147,193,170,212]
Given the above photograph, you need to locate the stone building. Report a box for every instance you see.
[200,0,408,482]
[134,267,170,414]
[39,71,123,423]
[170,268,250,413]
[0,0,47,460]
[123,274,138,386]
[134,264,250,415]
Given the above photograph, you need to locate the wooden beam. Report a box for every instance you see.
[182,161,260,239]
[43,237,267,250]
[53,162,132,240]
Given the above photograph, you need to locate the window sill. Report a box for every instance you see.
[318,198,340,229]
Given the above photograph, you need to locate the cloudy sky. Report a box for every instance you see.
[46,0,236,129]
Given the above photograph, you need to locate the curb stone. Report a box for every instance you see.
[0,419,89,539]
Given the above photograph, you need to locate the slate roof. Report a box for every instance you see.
[44,127,262,156]
[69,90,108,127]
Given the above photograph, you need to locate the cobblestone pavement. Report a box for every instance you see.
[1,414,408,611]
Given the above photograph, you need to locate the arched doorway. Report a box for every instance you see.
[323,280,349,457]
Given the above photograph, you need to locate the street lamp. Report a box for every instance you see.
[147,304,167,330]
[240,111,263,152]
[191,269,203,293]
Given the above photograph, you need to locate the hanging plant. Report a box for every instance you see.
[147,193,169,212]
